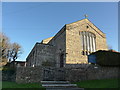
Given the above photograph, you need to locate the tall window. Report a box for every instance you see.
[80,31,96,55]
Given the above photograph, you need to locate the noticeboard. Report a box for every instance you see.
[88,55,96,64]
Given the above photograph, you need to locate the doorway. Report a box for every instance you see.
[60,54,64,68]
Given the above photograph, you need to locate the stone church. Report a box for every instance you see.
[26,18,108,67]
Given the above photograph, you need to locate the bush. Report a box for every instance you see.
[92,50,120,66]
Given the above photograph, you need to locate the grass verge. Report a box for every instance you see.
[74,78,119,88]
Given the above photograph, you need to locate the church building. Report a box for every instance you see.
[26,18,108,67]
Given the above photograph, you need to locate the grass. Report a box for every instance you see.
[1,81,45,89]
[1,78,119,89]
[74,78,119,88]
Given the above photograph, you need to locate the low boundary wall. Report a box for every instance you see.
[16,67,43,83]
[15,65,119,83]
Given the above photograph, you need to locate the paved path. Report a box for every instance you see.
[41,81,84,90]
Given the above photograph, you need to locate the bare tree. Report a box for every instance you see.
[0,32,10,65]
[0,32,22,66]
[8,43,22,62]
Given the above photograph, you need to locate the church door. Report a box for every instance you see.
[60,54,64,68]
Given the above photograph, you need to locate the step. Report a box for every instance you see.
[42,84,77,88]
[41,81,70,84]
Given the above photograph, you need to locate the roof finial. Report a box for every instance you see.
[84,14,88,19]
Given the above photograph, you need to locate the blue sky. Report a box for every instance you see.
[2,2,118,61]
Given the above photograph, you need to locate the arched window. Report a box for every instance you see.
[80,31,96,55]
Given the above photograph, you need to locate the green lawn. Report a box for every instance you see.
[1,78,119,89]
[74,78,119,88]
[1,81,45,89]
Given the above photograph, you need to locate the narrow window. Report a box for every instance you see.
[80,31,96,55]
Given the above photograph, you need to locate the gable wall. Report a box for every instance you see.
[48,26,66,67]
[66,20,87,64]
[85,19,108,51]
[66,19,108,64]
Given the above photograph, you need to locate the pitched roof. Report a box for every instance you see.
[41,37,53,44]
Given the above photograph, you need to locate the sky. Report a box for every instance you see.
[2,2,118,61]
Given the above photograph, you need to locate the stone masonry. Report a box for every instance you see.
[15,65,119,83]
[26,18,108,67]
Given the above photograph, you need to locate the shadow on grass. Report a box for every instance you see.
[1,81,45,90]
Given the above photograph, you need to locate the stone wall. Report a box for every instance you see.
[2,68,16,82]
[48,25,66,67]
[66,65,119,82]
[35,44,55,67]
[86,65,119,80]
[42,67,66,81]
[16,67,43,83]
[66,19,108,64]
[66,20,86,64]
[16,67,65,83]
[26,43,55,67]
[26,25,66,68]
[15,65,119,83]
[26,19,108,68]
